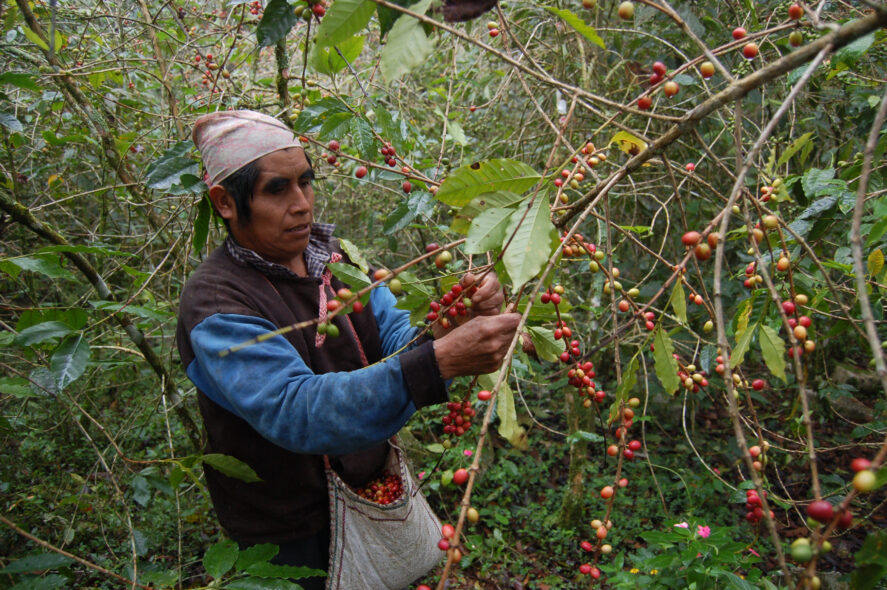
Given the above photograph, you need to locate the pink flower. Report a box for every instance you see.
[749,548,761,557]
[697,525,711,538]
[418,471,426,480]
[674,522,689,528]
[463,449,473,457]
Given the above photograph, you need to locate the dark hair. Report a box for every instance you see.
[215,151,313,228]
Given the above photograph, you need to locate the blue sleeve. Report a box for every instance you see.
[186,313,418,456]
[370,285,420,357]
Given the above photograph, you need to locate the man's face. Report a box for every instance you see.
[226,147,316,270]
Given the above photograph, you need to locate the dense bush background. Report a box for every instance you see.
[1,0,885,588]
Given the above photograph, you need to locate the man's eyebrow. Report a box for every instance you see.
[261,176,289,192]
[300,167,315,181]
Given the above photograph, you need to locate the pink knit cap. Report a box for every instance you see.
[192,110,303,186]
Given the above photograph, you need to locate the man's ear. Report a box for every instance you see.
[208,185,236,224]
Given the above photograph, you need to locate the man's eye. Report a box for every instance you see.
[299,179,313,188]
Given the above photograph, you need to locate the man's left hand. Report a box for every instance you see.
[461,271,504,316]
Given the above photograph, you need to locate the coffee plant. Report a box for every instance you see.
[1,0,886,588]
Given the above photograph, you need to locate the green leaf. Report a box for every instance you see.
[544,7,605,49]
[759,324,787,382]
[0,377,32,398]
[669,281,687,324]
[314,0,375,48]
[3,255,74,280]
[447,119,468,146]
[235,544,279,572]
[317,111,353,141]
[734,296,754,337]
[14,321,73,347]
[293,97,350,133]
[436,159,541,208]
[380,0,433,83]
[7,574,69,589]
[833,32,874,67]
[50,334,89,392]
[465,206,513,254]
[245,562,327,579]
[328,261,371,289]
[338,238,369,274]
[0,553,73,574]
[776,132,813,168]
[226,577,304,590]
[868,248,884,277]
[566,430,604,445]
[526,326,563,363]
[609,130,648,155]
[377,0,413,37]
[256,0,299,47]
[201,453,262,483]
[0,72,41,91]
[652,325,680,395]
[90,301,173,322]
[0,111,23,133]
[310,35,366,75]
[192,195,211,255]
[502,194,556,289]
[145,140,199,191]
[479,374,526,449]
[450,191,525,234]
[202,539,239,580]
[131,474,151,507]
[383,191,435,234]
[348,116,375,160]
[730,322,757,369]
[22,26,48,50]
[608,354,639,424]
[800,168,838,198]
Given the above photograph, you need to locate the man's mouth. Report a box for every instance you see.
[286,223,311,235]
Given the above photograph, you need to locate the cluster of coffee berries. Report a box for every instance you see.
[607,433,642,461]
[355,470,403,505]
[330,287,363,314]
[743,261,765,289]
[568,361,604,407]
[441,398,475,437]
[248,0,262,15]
[486,20,499,37]
[197,52,222,87]
[379,141,397,167]
[639,309,657,331]
[743,488,774,524]
[426,282,470,330]
[782,299,816,356]
[676,361,709,393]
[851,456,877,493]
[540,284,564,305]
[682,230,719,262]
[559,232,595,258]
[559,331,581,363]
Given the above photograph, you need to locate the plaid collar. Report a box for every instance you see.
[225,222,336,279]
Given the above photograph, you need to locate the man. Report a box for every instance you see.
[177,110,520,588]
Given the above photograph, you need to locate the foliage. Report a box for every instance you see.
[1,0,886,588]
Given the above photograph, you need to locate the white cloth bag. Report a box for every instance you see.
[324,440,443,590]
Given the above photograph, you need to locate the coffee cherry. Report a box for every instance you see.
[663,80,679,97]
[637,95,652,110]
[617,1,634,19]
[438,539,450,551]
[477,390,492,401]
[788,3,803,20]
[806,500,833,523]
[355,165,368,178]
[682,231,702,246]
[851,457,872,472]
[789,31,803,47]
[328,139,340,152]
[685,162,695,172]
[752,379,765,390]
[700,61,715,78]
[853,469,876,493]
[694,243,712,261]
[652,61,667,76]
[467,507,479,523]
[743,42,759,59]
[435,250,453,268]
[733,27,747,40]
[453,468,469,485]
[790,538,812,563]
[312,3,326,17]
[782,301,796,315]
[442,523,455,538]
[388,278,403,295]
[402,180,412,193]
[600,485,614,499]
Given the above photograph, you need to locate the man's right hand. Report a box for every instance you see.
[432,313,522,380]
